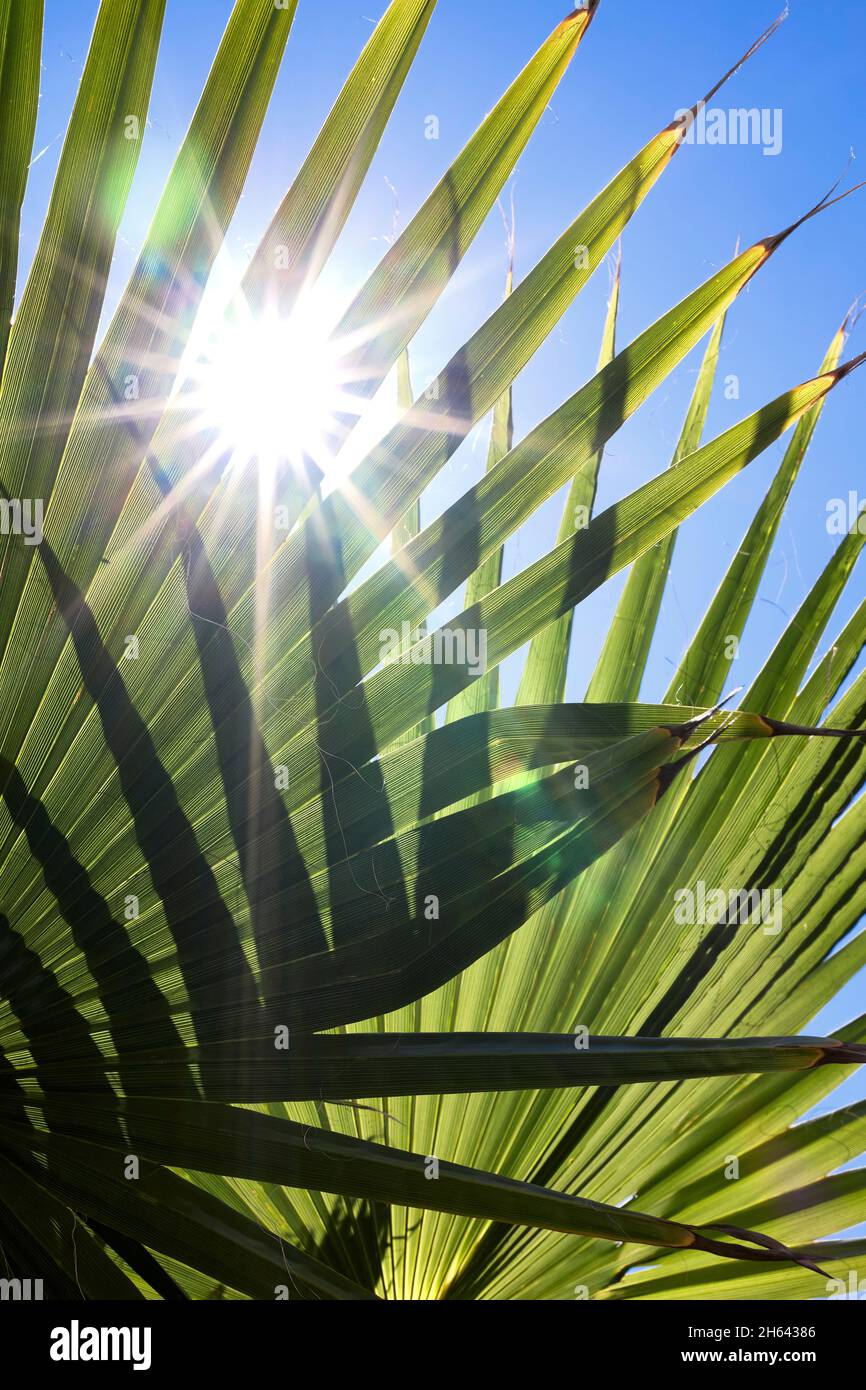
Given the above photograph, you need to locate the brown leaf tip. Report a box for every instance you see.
[560,1,600,30]
[840,293,865,338]
[834,347,866,383]
[819,1041,866,1066]
[760,178,866,256]
[690,8,789,118]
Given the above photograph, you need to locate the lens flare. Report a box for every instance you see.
[184,296,358,484]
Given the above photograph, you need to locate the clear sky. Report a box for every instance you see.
[19,0,866,1217]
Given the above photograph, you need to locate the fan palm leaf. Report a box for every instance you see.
[0,0,865,1302]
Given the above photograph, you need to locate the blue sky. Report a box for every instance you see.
[20,0,866,1216]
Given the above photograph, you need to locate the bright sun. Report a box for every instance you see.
[184,297,355,483]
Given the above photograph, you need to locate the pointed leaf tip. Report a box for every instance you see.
[703,1224,829,1279]
[832,348,866,383]
[760,179,866,255]
[561,1,599,29]
[819,1041,866,1066]
[669,10,788,136]
[841,293,866,336]
[702,8,788,104]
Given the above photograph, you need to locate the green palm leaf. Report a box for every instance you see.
[0,0,864,1302]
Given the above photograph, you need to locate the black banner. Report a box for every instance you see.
[3,1297,861,1376]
